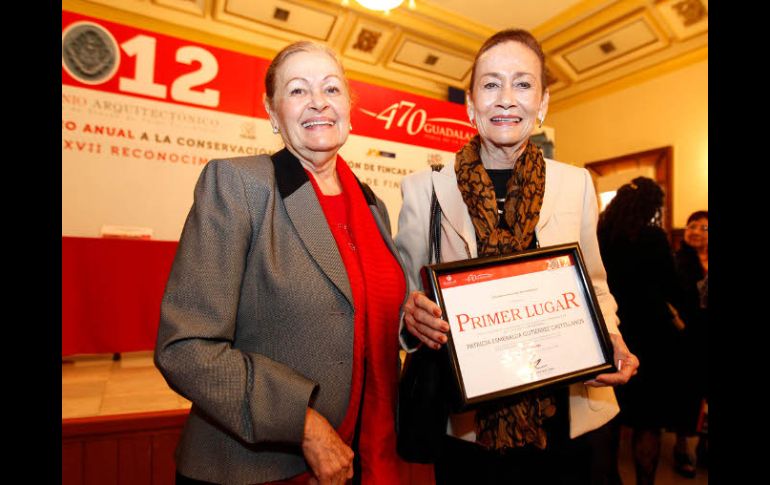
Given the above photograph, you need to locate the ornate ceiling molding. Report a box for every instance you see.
[66,0,707,109]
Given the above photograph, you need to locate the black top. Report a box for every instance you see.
[599,225,683,427]
[674,243,708,406]
[486,169,538,250]
[486,169,513,230]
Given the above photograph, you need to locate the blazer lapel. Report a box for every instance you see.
[432,164,478,257]
[271,149,353,306]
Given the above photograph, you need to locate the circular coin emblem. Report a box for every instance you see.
[62,21,120,85]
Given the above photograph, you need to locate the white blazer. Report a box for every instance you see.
[395,159,621,439]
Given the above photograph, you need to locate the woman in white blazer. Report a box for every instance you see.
[395,29,639,484]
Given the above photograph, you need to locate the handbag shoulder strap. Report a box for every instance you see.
[428,164,443,264]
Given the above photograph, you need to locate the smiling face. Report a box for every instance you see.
[684,216,708,251]
[264,49,351,168]
[467,41,549,162]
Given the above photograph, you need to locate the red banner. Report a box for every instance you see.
[62,10,474,152]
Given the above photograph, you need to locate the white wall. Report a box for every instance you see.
[548,59,708,228]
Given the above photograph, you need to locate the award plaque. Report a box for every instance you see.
[421,243,616,410]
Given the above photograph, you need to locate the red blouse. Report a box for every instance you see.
[271,165,405,484]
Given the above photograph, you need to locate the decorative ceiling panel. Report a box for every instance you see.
[562,18,658,74]
[342,18,395,64]
[654,0,708,40]
[152,0,206,16]
[222,0,338,41]
[390,37,473,82]
[551,10,670,82]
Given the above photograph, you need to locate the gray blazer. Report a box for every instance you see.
[155,148,410,484]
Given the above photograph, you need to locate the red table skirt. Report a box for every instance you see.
[62,236,179,356]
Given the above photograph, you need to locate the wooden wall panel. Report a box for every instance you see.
[152,430,182,485]
[63,410,188,485]
[118,435,153,485]
[62,441,84,485]
[84,439,118,485]
[63,409,436,484]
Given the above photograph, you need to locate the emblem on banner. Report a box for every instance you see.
[240,122,256,140]
[62,21,119,85]
[366,148,396,158]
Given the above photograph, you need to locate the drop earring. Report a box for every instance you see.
[537,115,544,128]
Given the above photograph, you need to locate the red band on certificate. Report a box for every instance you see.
[438,254,574,289]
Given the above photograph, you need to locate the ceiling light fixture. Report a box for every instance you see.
[357,0,403,11]
[343,0,416,14]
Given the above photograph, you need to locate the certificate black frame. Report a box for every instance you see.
[421,242,616,411]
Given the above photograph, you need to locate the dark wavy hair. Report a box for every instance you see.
[686,210,708,225]
[597,176,665,245]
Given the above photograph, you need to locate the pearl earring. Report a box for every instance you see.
[272,126,279,134]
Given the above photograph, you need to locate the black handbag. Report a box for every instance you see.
[396,164,452,464]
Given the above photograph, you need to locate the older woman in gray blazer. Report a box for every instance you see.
[396,29,639,484]
[156,41,409,485]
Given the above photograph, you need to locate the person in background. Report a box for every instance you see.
[155,41,409,485]
[597,176,684,485]
[396,28,638,485]
[671,210,709,477]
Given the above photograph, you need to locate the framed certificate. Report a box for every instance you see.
[421,243,616,410]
